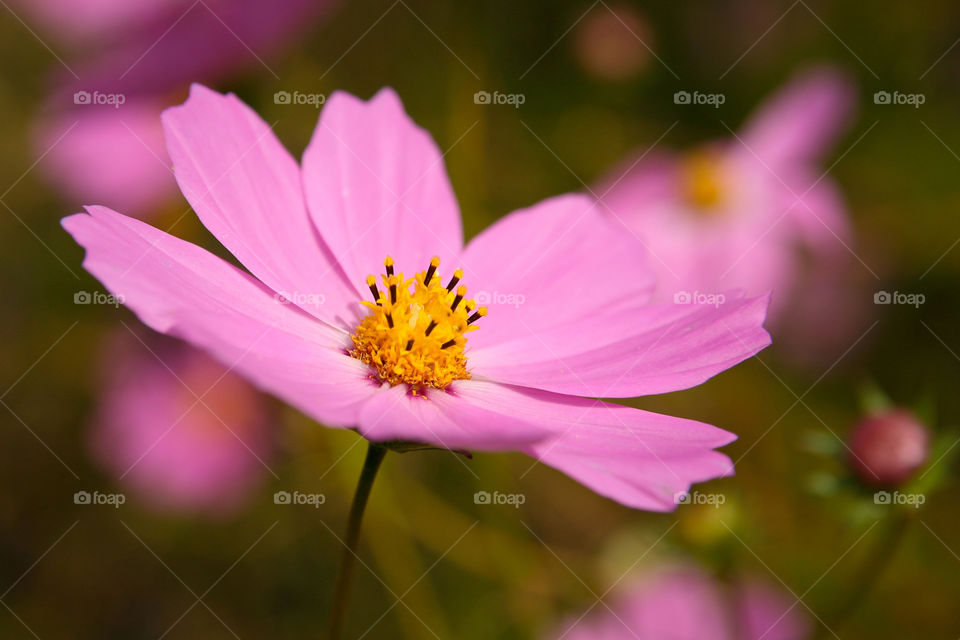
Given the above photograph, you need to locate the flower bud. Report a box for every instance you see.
[847,409,930,488]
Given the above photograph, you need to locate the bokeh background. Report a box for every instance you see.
[1,1,959,638]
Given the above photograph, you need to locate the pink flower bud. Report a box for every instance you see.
[847,409,930,487]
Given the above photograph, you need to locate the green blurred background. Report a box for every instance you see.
[1,0,959,637]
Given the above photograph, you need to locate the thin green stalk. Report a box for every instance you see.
[328,442,387,640]
[812,511,913,639]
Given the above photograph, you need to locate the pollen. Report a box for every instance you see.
[683,151,727,213]
[349,256,487,392]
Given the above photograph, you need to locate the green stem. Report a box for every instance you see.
[328,442,387,640]
[812,511,912,639]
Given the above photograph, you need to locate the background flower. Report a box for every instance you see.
[21,0,337,217]
[90,328,272,516]
[2,1,958,637]
[553,563,809,640]
[596,68,870,365]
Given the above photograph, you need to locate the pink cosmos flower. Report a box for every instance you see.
[63,85,771,511]
[91,329,271,516]
[596,68,860,353]
[553,564,809,640]
[24,0,336,217]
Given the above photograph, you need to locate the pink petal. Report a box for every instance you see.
[301,88,463,287]
[62,206,377,428]
[470,293,771,398]
[459,193,655,350]
[594,152,681,223]
[738,578,810,640]
[450,381,734,511]
[63,0,335,96]
[615,567,728,639]
[6,0,189,44]
[556,566,809,640]
[161,84,360,325]
[740,66,856,168]
[770,167,851,250]
[354,380,555,451]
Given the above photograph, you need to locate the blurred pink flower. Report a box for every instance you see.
[597,68,863,360]
[10,0,190,45]
[64,85,771,511]
[35,97,172,216]
[91,329,271,516]
[554,564,809,640]
[24,0,337,217]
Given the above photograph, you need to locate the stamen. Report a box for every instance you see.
[450,285,466,311]
[366,275,381,305]
[349,256,486,390]
[424,256,440,286]
[446,268,463,292]
[467,307,487,325]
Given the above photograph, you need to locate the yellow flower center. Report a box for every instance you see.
[683,151,727,213]
[349,256,487,392]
